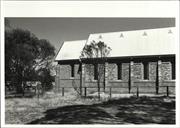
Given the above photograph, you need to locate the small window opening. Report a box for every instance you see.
[143,62,149,80]
[94,64,98,80]
[71,64,74,77]
[172,61,175,80]
[117,63,122,80]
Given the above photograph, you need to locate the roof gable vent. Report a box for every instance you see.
[143,31,147,36]
[120,33,124,38]
[99,35,102,39]
[168,29,172,34]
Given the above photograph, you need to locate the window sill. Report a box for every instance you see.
[70,77,75,79]
[142,79,149,81]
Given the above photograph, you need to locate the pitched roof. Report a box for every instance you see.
[55,27,175,61]
[87,27,175,58]
[55,40,86,61]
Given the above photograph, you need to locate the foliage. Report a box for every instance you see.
[38,68,54,91]
[5,26,55,94]
[80,40,111,99]
[81,40,111,59]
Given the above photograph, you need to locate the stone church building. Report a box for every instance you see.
[55,27,175,95]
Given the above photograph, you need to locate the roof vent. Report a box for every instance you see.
[99,35,102,39]
[143,31,147,36]
[120,33,124,38]
[168,29,172,34]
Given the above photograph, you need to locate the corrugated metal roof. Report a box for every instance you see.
[87,27,175,58]
[55,27,175,61]
[55,40,86,61]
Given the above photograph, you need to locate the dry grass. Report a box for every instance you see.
[5,90,100,124]
[5,89,175,124]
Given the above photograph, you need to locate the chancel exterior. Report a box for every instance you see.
[55,27,176,95]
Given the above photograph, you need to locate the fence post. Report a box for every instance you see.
[37,86,39,99]
[84,87,87,97]
[109,87,112,99]
[166,86,169,97]
[136,86,139,98]
[62,87,64,96]
[129,61,134,94]
[35,87,36,94]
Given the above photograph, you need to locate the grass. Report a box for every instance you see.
[5,89,101,124]
[5,88,175,124]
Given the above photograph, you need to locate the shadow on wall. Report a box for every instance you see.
[29,96,175,124]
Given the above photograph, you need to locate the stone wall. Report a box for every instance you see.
[133,63,143,80]
[161,62,172,81]
[83,62,172,82]
[149,62,157,80]
[55,64,81,90]
[55,61,175,94]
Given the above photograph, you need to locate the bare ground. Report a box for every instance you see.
[5,90,175,124]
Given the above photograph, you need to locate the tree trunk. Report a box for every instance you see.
[16,81,24,95]
[97,77,100,100]
[103,63,106,92]
[16,70,24,96]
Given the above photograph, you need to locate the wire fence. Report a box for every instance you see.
[58,85,175,98]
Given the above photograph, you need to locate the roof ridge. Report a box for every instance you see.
[89,27,175,35]
[63,39,87,43]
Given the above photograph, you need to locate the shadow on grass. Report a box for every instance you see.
[29,96,175,124]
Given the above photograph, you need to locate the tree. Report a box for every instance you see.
[80,40,111,99]
[5,28,55,94]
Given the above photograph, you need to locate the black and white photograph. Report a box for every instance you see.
[0,0,179,128]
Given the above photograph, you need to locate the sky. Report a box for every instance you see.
[7,18,175,54]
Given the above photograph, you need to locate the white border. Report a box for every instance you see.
[1,1,179,128]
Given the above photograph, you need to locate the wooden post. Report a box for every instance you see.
[129,61,134,93]
[62,87,64,96]
[58,65,61,93]
[103,63,106,92]
[84,87,87,97]
[80,64,85,96]
[109,87,112,99]
[79,63,83,96]
[104,62,109,92]
[34,86,36,94]
[55,66,57,93]
[80,66,82,96]
[55,65,61,93]
[136,86,139,98]
[156,60,161,94]
[166,86,169,97]
[37,86,39,99]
